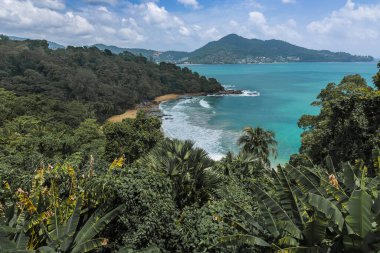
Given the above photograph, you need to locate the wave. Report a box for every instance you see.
[159,100,225,161]
[223,84,236,90]
[199,99,211,109]
[208,90,260,97]
[240,90,260,97]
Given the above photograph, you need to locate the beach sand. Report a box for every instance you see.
[154,94,180,103]
[107,93,181,123]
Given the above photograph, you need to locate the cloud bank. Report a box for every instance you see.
[0,0,378,56]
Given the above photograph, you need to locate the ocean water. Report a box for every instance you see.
[160,62,378,164]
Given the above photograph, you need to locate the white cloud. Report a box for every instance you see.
[119,27,145,43]
[248,11,300,40]
[84,0,118,5]
[302,0,380,56]
[0,0,94,35]
[307,0,380,39]
[200,27,220,40]
[249,11,267,26]
[1,0,377,56]
[244,0,264,9]
[100,26,116,34]
[179,26,191,36]
[143,2,171,24]
[177,0,200,9]
[30,0,65,10]
[134,2,186,30]
[281,0,296,4]
[229,20,239,27]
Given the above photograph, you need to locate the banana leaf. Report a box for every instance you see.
[307,193,344,231]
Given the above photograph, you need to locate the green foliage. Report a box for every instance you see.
[0,39,223,121]
[0,114,104,173]
[220,151,268,184]
[86,166,179,252]
[103,111,163,163]
[188,34,374,64]
[237,127,277,167]
[178,201,239,253]
[143,138,222,209]
[221,158,380,252]
[0,163,122,252]
[0,40,380,253]
[298,74,380,171]
[373,62,380,89]
[42,199,123,253]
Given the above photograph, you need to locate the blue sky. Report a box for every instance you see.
[1,0,380,56]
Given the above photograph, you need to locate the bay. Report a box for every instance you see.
[160,62,378,164]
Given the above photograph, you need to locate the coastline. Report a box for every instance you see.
[107,93,182,123]
[107,89,242,123]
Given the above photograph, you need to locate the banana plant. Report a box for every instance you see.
[252,165,332,251]
[0,198,123,253]
[306,161,380,252]
[37,197,123,253]
[219,165,329,252]
[219,160,380,252]
[0,200,31,252]
[0,164,123,252]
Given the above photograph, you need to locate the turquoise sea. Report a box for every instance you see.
[160,62,378,164]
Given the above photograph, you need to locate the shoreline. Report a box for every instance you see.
[107,93,194,123]
[106,89,243,123]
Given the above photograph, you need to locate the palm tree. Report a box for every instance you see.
[237,127,277,167]
[221,151,262,180]
[144,138,222,209]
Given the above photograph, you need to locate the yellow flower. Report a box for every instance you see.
[329,174,339,189]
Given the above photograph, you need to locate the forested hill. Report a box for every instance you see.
[187,34,374,63]
[93,34,374,64]
[93,43,190,63]
[0,37,223,121]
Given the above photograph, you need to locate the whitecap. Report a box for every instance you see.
[223,84,236,90]
[199,99,212,109]
[159,100,225,161]
[240,90,261,97]
[208,90,260,97]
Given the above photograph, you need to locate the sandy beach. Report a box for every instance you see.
[107,93,181,123]
[154,94,180,103]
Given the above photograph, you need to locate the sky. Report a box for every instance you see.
[1,0,380,57]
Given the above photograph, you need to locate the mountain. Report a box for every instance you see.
[95,34,373,64]
[5,34,372,63]
[187,34,374,63]
[93,44,189,63]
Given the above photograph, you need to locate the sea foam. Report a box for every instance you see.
[199,99,212,108]
[160,98,225,160]
[208,90,260,97]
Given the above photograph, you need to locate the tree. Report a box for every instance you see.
[0,35,9,41]
[103,111,163,163]
[144,139,222,209]
[237,127,277,167]
[298,74,380,170]
[373,61,380,89]
[0,38,223,121]
[100,167,179,251]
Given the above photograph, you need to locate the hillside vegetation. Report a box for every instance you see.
[0,34,380,252]
[95,34,374,64]
[188,34,374,63]
[0,36,222,121]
